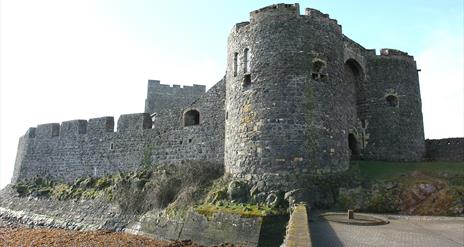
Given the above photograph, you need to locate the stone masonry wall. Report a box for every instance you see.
[145,80,206,114]
[12,80,225,183]
[225,4,351,190]
[426,138,464,161]
[362,49,425,161]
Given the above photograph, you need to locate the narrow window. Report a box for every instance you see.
[311,59,327,80]
[385,95,398,107]
[243,74,251,88]
[183,109,200,126]
[244,48,250,74]
[233,52,238,77]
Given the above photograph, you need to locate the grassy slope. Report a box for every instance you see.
[352,161,464,181]
[343,161,464,215]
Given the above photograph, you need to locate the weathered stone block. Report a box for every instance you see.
[36,123,60,138]
[117,113,152,132]
[25,127,36,138]
[61,120,87,137]
[88,117,114,134]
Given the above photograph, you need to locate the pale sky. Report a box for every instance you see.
[1,0,463,189]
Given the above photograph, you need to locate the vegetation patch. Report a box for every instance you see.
[195,202,286,219]
[335,161,464,216]
[13,161,224,216]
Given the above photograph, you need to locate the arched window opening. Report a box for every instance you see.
[183,110,200,126]
[385,95,399,107]
[233,52,238,77]
[311,59,327,80]
[244,48,250,74]
[348,134,360,160]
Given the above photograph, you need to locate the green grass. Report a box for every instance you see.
[351,160,464,181]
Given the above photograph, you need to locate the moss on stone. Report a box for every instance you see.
[195,202,286,219]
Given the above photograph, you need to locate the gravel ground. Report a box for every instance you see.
[0,219,237,247]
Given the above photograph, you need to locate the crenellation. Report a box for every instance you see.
[234,22,250,32]
[304,8,342,31]
[250,3,300,23]
[36,123,60,138]
[426,138,464,161]
[61,120,87,137]
[117,113,152,132]
[25,127,36,138]
[145,80,206,114]
[380,48,414,60]
[88,116,114,134]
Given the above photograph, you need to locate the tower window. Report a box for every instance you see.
[244,48,250,74]
[233,52,238,77]
[385,95,399,107]
[183,109,200,126]
[311,59,327,80]
[243,74,251,88]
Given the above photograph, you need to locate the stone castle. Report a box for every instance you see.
[11,3,463,192]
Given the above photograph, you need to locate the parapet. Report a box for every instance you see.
[304,8,341,30]
[88,117,114,134]
[147,80,206,95]
[234,21,250,32]
[250,3,300,22]
[426,138,464,161]
[36,123,60,138]
[117,113,152,132]
[380,48,414,60]
[61,120,87,137]
[25,127,36,138]
[145,80,206,114]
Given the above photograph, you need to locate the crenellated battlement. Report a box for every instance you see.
[117,113,152,132]
[61,120,87,137]
[426,138,464,161]
[147,80,206,95]
[233,21,250,32]
[379,48,414,60]
[250,3,300,22]
[23,113,153,139]
[88,117,114,134]
[145,80,206,114]
[304,8,341,30]
[36,123,60,138]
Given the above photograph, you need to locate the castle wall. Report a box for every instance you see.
[225,4,349,191]
[145,80,206,114]
[362,49,425,161]
[426,138,464,161]
[150,79,225,165]
[12,80,225,183]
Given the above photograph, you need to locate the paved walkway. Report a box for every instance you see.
[310,213,464,247]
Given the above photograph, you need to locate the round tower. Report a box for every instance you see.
[224,4,350,191]
[362,49,425,161]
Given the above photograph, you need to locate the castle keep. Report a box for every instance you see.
[11,4,462,191]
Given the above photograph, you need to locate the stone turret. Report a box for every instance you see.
[224,3,349,191]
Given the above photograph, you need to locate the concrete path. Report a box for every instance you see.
[310,213,464,247]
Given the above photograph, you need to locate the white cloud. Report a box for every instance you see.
[417,30,464,139]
